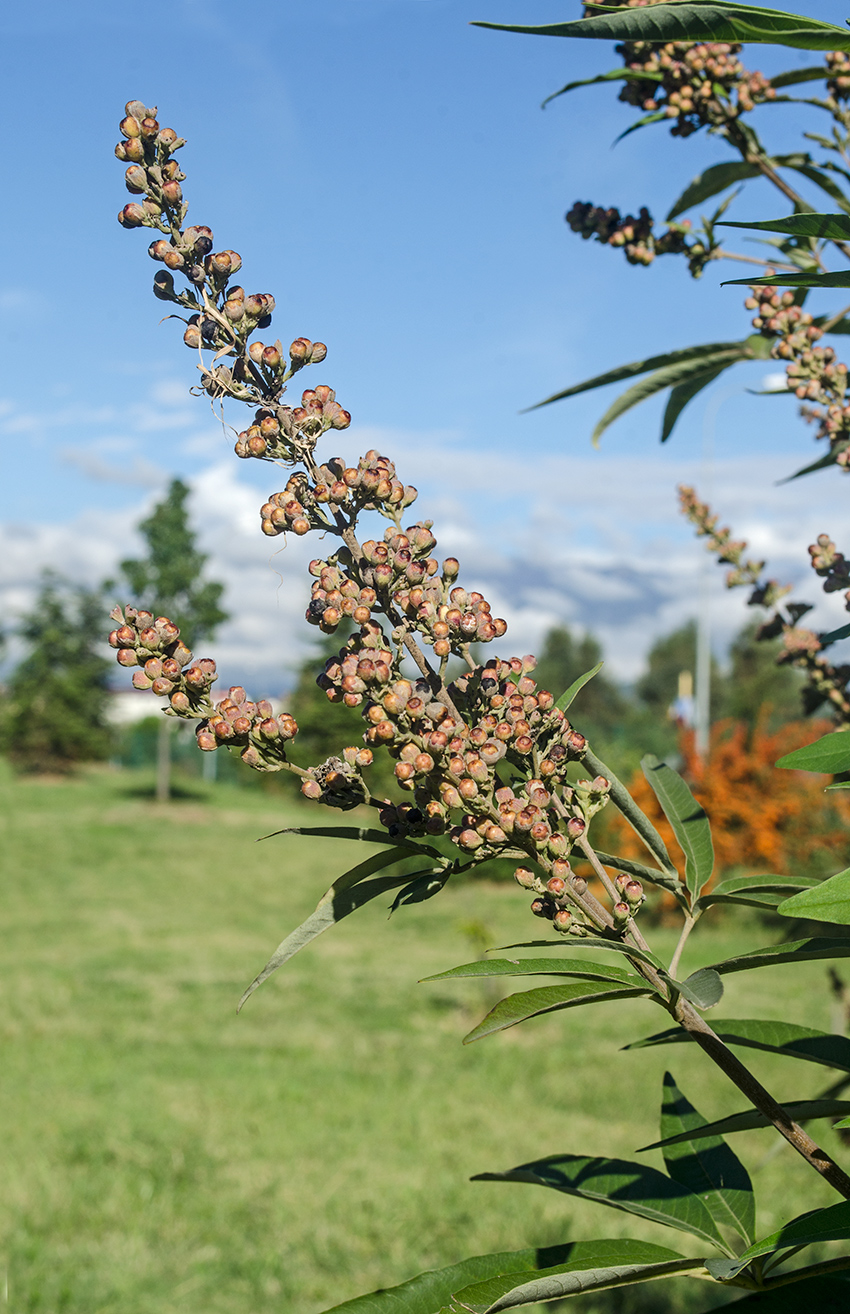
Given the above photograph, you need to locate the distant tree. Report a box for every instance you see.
[533,625,629,736]
[635,619,722,715]
[1,573,112,771]
[120,479,228,799]
[717,620,806,728]
[120,478,228,647]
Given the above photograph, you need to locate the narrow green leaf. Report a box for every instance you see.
[389,870,450,914]
[704,1275,850,1312]
[626,1018,850,1074]
[724,270,850,288]
[770,66,830,89]
[821,621,850,644]
[452,1252,700,1314]
[472,5,850,52]
[593,851,681,893]
[473,1152,729,1251]
[462,981,652,1044]
[642,1098,850,1150]
[641,755,714,901]
[777,873,850,925]
[786,162,850,215]
[675,968,724,1010]
[317,1244,589,1314]
[257,824,442,860]
[779,447,841,481]
[542,66,661,109]
[659,1072,755,1244]
[777,730,850,773]
[237,847,423,1010]
[705,937,850,976]
[591,352,746,445]
[697,874,817,913]
[612,110,668,145]
[725,1200,850,1273]
[584,748,681,885]
[721,213,850,240]
[424,957,645,987]
[524,340,748,412]
[667,160,759,221]
[492,935,664,971]
[555,659,604,711]
[661,365,728,442]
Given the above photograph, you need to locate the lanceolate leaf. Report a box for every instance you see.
[542,66,661,109]
[659,1072,755,1244]
[493,935,664,971]
[777,872,850,925]
[258,824,442,859]
[787,162,850,215]
[696,874,817,912]
[626,1018,850,1074]
[724,270,850,288]
[661,365,727,442]
[238,847,435,1010]
[667,161,760,221]
[641,1098,850,1150]
[555,659,604,711]
[779,448,841,480]
[473,1153,730,1251]
[591,350,746,446]
[777,730,850,773]
[721,213,850,241]
[451,1250,700,1313]
[705,937,850,976]
[717,1200,850,1275]
[704,1276,850,1312]
[424,957,645,987]
[641,756,714,901]
[463,981,652,1043]
[472,5,850,52]
[525,340,748,411]
[613,110,668,144]
[821,620,850,643]
[770,66,830,89]
[317,1243,628,1314]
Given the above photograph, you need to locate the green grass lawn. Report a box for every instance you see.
[1,762,848,1313]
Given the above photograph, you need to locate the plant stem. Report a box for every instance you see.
[714,249,799,271]
[668,914,696,978]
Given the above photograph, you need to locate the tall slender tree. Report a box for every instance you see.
[120,479,228,799]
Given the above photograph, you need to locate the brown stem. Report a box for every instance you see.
[821,300,850,333]
[743,151,850,264]
[713,249,799,272]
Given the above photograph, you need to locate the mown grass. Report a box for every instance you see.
[1,762,847,1313]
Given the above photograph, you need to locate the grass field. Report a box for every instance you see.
[2,762,848,1314]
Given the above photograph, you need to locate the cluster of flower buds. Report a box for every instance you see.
[594,0,776,139]
[259,451,416,539]
[565,202,696,268]
[238,386,351,466]
[826,51,850,104]
[676,486,780,595]
[300,748,374,810]
[747,284,850,465]
[108,605,219,716]
[515,861,642,936]
[809,534,850,608]
[196,685,299,772]
[115,101,188,232]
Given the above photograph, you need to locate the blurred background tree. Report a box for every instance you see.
[119,478,228,801]
[0,573,112,772]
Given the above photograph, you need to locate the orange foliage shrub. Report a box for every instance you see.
[610,716,850,884]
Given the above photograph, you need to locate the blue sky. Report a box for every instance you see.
[2,0,850,689]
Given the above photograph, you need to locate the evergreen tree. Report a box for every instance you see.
[120,478,228,647]
[1,573,113,771]
[635,619,722,715]
[718,620,806,728]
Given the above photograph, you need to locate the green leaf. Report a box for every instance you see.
[237,847,427,1010]
[667,161,760,221]
[542,66,661,109]
[724,269,850,288]
[591,351,747,445]
[779,447,842,481]
[777,872,850,925]
[626,1018,850,1074]
[424,957,645,987]
[524,340,748,412]
[389,870,451,914]
[821,621,850,644]
[473,1152,730,1251]
[462,981,653,1044]
[659,1072,755,1244]
[705,937,850,976]
[642,1098,850,1150]
[317,1244,607,1314]
[661,365,728,442]
[613,110,668,145]
[722,1200,850,1275]
[257,824,442,860]
[777,730,850,773]
[450,1247,699,1313]
[493,935,664,971]
[697,874,818,912]
[641,756,714,901]
[770,66,831,89]
[675,968,724,1010]
[472,5,850,52]
[721,213,850,241]
[555,659,604,711]
[786,162,850,215]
